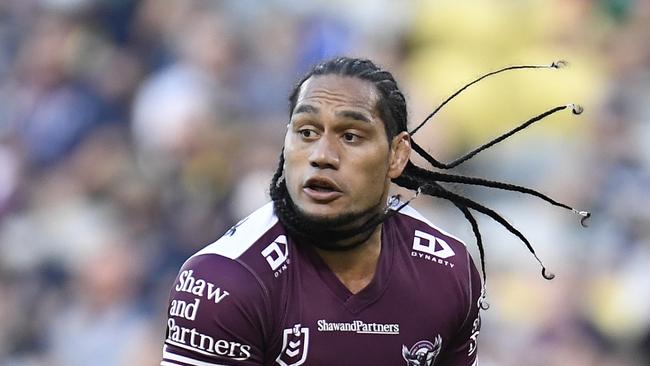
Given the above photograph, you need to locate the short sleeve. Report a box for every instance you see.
[438,253,482,366]
[161,254,269,366]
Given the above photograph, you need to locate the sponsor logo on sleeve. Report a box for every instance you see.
[402,335,442,366]
[411,230,455,268]
[166,270,250,360]
[262,235,290,277]
[175,270,230,306]
[276,324,309,366]
[169,270,230,321]
[166,318,252,361]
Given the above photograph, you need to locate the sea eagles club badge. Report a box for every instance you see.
[402,335,442,366]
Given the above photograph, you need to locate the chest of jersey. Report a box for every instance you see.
[162,204,479,366]
[267,240,466,366]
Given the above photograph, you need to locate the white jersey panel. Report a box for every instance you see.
[193,202,278,260]
[399,204,468,248]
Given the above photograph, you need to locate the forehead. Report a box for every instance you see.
[294,74,379,113]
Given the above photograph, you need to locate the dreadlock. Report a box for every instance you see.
[269,57,590,309]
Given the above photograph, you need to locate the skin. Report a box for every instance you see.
[283,74,411,293]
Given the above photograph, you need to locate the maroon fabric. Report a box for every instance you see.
[162,204,481,366]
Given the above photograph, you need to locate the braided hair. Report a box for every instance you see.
[269,57,589,309]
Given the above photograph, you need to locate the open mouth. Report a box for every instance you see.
[303,177,342,202]
[304,178,341,192]
[309,186,334,192]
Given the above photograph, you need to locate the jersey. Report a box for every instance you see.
[161,202,482,366]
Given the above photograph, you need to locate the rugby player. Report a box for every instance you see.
[161,57,588,366]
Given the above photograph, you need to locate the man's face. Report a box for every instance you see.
[283,74,409,222]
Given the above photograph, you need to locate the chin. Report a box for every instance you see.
[295,199,382,231]
[295,201,343,221]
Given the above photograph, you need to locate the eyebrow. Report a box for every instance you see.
[293,104,319,115]
[337,110,371,123]
[293,104,372,123]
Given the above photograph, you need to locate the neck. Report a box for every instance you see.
[313,224,383,294]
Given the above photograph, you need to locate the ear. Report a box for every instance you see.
[388,131,411,179]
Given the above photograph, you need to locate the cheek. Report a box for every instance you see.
[351,150,390,189]
[282,145,304,191]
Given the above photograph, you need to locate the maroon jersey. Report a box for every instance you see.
[161,202,481,366]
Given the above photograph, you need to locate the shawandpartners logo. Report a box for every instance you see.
[317,319,400,335]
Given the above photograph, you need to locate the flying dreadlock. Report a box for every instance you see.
[269,57,590,310]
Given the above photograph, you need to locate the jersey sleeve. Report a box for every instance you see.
[439,252,482,366]
[161,254,270,366]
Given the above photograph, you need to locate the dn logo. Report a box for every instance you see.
[412,230,455,259]
[262,235,288,271]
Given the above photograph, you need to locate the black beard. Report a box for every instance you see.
[276,191,389,252]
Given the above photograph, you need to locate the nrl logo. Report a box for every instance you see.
[276,324,309,366]
[402,335,442,366]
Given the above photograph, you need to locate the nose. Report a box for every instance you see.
[308,135,339,169]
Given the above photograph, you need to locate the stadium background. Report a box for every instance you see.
[0,0,648,365]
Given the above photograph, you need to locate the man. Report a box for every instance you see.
[161,57,585,366]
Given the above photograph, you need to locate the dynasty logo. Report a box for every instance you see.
[411,230,456,269]
[261,235,290,277]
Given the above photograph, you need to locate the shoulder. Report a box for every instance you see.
[391,204,474,272]
[172,201,283,306]
[163,203,287,364]
[388,204,483,334]
[192,202,280,261]
[171,202,288,315]
[183,202,289,284]
[389,204,481,308]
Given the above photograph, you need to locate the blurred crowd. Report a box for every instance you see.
[0,0,648,365]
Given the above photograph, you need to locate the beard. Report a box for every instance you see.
[279,191,388,252]
[268,158,396,252]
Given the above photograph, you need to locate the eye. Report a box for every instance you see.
[343,132,360,142]
[298,129,316,139]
